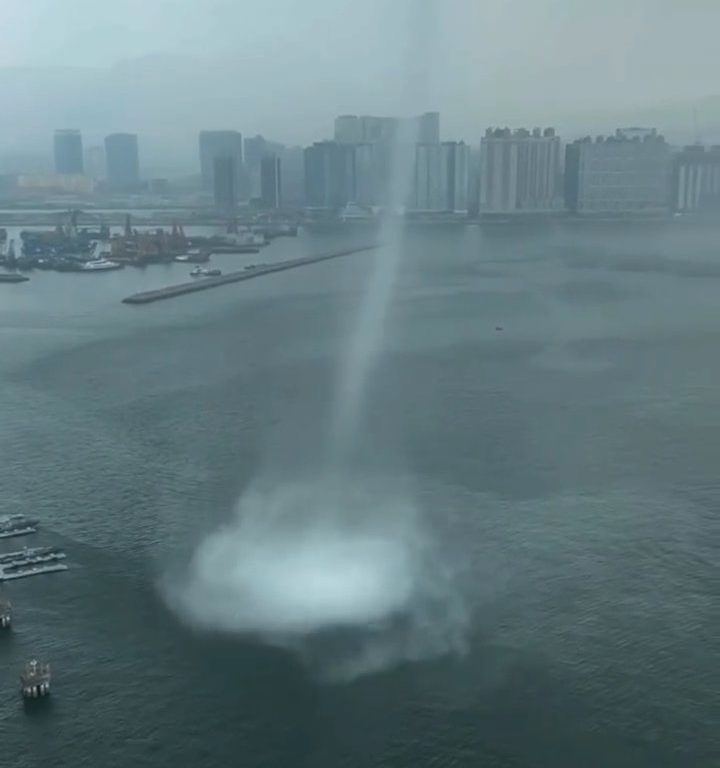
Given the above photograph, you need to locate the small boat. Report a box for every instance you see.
[20,660,51,698]
[80,258,123,272]
[1,561,68,581]
[190,266,222,278]
[0,546,66,567]
[0,592,11,628]
[0,514,38,538]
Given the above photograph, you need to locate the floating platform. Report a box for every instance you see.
[122,245,379,305]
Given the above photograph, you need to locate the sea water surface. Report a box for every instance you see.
[0,224,717,767]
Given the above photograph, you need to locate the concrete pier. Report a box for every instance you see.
[122,244,379,305]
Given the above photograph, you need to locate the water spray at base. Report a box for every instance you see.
[163,476,469,681]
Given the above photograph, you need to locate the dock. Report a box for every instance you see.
[122,244,379,305]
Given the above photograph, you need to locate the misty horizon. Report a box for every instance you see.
[2,1,720,172]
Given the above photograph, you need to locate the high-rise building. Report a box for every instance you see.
[354,143,375,206]
[54,129,84,174]
[280,146,305,207]
[243,135,285,199]
[479,127,562,214]
[441,141,470,213]
[334,115,362,144]
[336,112,440,145]
[199,130,243,192]
[104,133,140,190]
[412,141,470,212]
[331,112,441,208]
[243,135,266,198]
[413,144,443,210]
[213,155,238,210]
[304,141,355,209]
[261,154,282,209]
[417,112,440,144]
[565,129,671,215]
[673,145,720,213]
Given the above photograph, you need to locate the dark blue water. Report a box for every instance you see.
[0,225,717,767]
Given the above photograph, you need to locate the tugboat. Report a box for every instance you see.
[20,660,51,698]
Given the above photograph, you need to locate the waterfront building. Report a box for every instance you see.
[412,141,470,212]
[213,155,237,210]
[442,141,470,213]
[279,146,305,207]
[53,129,84,175]
[479,127,562,214]
[104,133,140,190]
[304,141,356,209]
[261,154,282,209]
[199,130,243,193]
[565,128,671,215]
[413,144,443,210]
[673,145,720,213]
[17,174,95,195]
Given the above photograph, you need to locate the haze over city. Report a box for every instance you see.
[2,0,720,172]
[0,3,718,766]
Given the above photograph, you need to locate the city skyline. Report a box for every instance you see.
[5,115,720,219]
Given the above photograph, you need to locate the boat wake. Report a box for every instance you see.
[163,474,468,681]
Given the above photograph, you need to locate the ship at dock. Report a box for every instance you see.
[0,514,38,539]
[0,545,68,581]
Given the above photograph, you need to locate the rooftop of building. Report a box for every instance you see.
[572,128,666,145]
[484,127,557,139]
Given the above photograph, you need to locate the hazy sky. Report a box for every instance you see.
[1,1,719,167]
